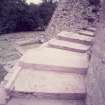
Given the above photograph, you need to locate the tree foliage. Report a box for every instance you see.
[0,0,57,34]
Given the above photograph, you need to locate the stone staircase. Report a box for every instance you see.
[0,27,96,105]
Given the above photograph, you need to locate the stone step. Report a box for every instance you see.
[8,69,86,100]
[15,38,37,46]
[57,31,93,45]
[7,97,85,105]
[19,47,89,74]
[78,30,95,37]
[48,39,90,53]
[83,27,96,32]
[15,43,42,54]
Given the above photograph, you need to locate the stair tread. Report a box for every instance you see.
[83,27,96,32]
[20,47,89,69]
[78,30,95,37]
[48,39,90,51]
[58,31,93,42]
[9,69,86,94]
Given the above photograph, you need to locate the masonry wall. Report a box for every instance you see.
[46,0,89,38]
[86,25,105,105]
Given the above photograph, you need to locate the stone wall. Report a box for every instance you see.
[86,24,105,105]
[46,0,90,38]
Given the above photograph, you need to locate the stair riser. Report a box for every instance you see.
[79,27,96,33]
[19,62,88,75]
[8,91,86,100]
[57,36,93,45]
[78,32,95,37]
[48,44,88,53]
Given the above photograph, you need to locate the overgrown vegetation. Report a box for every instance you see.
[0,0,57,34]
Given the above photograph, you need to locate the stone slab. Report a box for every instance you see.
[57,31,93,45]
[19,47,89,73]
[9,69,86,100]
[48,39,90,53]
[78,30,95,37]
[84,27,96,32]
[15,38,37,46]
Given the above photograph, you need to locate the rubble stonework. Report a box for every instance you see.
[86,1,105,104]
[86,27,105,105]
[46,0,97,38]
